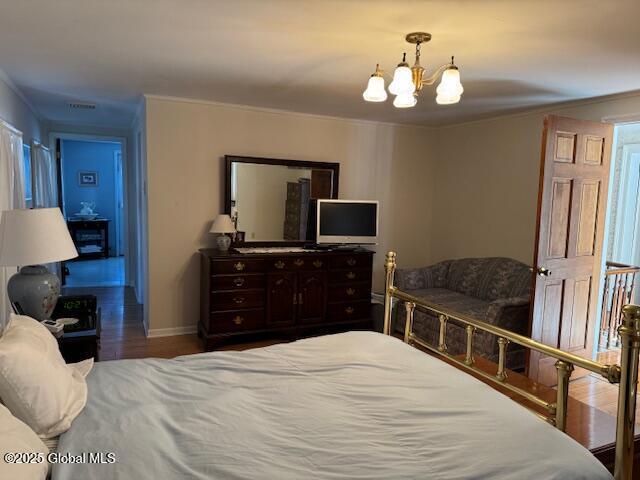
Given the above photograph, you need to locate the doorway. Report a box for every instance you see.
[597,122,640,351]
[56,136,126,287]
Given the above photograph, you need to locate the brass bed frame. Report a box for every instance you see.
[381,251,640,480]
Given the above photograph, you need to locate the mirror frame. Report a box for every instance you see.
[224,155,340,246]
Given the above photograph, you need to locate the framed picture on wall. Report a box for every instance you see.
[78,171,98,187]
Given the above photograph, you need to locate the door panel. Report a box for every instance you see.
[566,277,592,351]
[548,178,572,259]
[529,115,613,385]
[297,272,326,324]
[267,272,296,326]
[575,181,600,256]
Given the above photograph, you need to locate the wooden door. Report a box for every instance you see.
[297,271,326,324]
[267,272,297,326]
[529,115,613,385]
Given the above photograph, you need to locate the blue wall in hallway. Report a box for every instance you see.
[61,139,122,256]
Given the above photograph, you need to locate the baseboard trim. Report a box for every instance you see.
[146,325,197,338]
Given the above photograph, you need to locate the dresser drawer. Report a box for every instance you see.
[328,268,372,284]
[209,309,265,333]
[211,290,264,311]
[328,282,370,302]
[268,256,326,271]
[328,301,370,321]
[211,259,265,274]
[211,274,265,291]
[329,253,372,270]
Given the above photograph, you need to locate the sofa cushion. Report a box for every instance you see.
[445,257,531,302]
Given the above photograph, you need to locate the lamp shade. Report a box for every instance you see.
[362,75,387,102]
[436,66,464,105]
[209,214,235,234]
[388,65,415,96]
[0,208,78,267]
[393,93,417,108]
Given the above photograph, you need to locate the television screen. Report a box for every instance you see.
[316,200,378,244]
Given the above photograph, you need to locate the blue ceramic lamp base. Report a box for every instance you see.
[7,265,61,321]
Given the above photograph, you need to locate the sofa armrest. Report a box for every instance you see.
[485,295,531,335]
[395,268,428,291]
[488,295,531,309]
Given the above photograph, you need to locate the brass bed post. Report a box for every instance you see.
[614,304,640,480]
[437,314,448,352]
[382,251,397,336]
[464,325,476,367]
[554,360,573,431]
[496,337,509,382]
[404,302,415,343]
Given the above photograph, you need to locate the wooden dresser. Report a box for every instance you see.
[199,249,374,350]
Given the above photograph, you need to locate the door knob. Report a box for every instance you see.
[533,266,552,277]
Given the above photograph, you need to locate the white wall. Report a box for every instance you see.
[0,72,43,144]
[431,93,640,266]
[144,96,435,333]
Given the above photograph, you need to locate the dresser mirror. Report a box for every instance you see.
[225,156,340,244]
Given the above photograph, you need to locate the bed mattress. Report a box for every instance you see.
[53,331,612,479]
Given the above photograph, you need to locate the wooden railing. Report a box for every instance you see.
[600,261,640,351]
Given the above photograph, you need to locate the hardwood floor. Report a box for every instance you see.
[68,286,636,430]
[567,348,640,420]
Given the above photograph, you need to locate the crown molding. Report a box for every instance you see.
[439,89,640,129]
[0,69,42,121]
[143,93,435,131]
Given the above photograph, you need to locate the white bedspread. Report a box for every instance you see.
[53,332,612,479]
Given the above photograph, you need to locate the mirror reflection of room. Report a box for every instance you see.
[230,162,334,242]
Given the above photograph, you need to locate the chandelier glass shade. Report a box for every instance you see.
[362,67,388,102]
[388,63,415,96]
[362,32,463,109]
[393,93,417,108]
[436,66,464,105]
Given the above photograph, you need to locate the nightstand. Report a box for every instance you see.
[56,308,101,363]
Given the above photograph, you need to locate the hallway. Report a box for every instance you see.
[65,257,125,287]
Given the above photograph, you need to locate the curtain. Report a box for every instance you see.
[31,143,61,278]
[0,121,25,330]
[32,143,57,208]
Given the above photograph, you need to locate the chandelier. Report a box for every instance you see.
[362,32,464,108]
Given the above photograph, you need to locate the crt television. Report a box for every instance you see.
[316,200,378,245]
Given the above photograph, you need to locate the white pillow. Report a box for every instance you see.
[0,314,93,438]
[0,403,49,480]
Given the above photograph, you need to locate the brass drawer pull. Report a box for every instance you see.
[346,288,355,296]
[232,315,244,325]
[346,271,356,280]
[233,297,245,305]
[347,258,357,266]
[234,262,245,271]
[275,260,285,269]
[313,259,323,268]
[345,306,355,314]
[294,258,304,267]
[233,277,245,287]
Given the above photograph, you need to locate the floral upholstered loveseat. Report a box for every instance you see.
[394,257,532,370]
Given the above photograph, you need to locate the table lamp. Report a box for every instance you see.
[209,214,235,251]
[0,208,78,320]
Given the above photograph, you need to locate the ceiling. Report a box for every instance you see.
[1,0,640,128]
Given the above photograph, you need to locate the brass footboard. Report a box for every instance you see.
[381,251,640,480]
